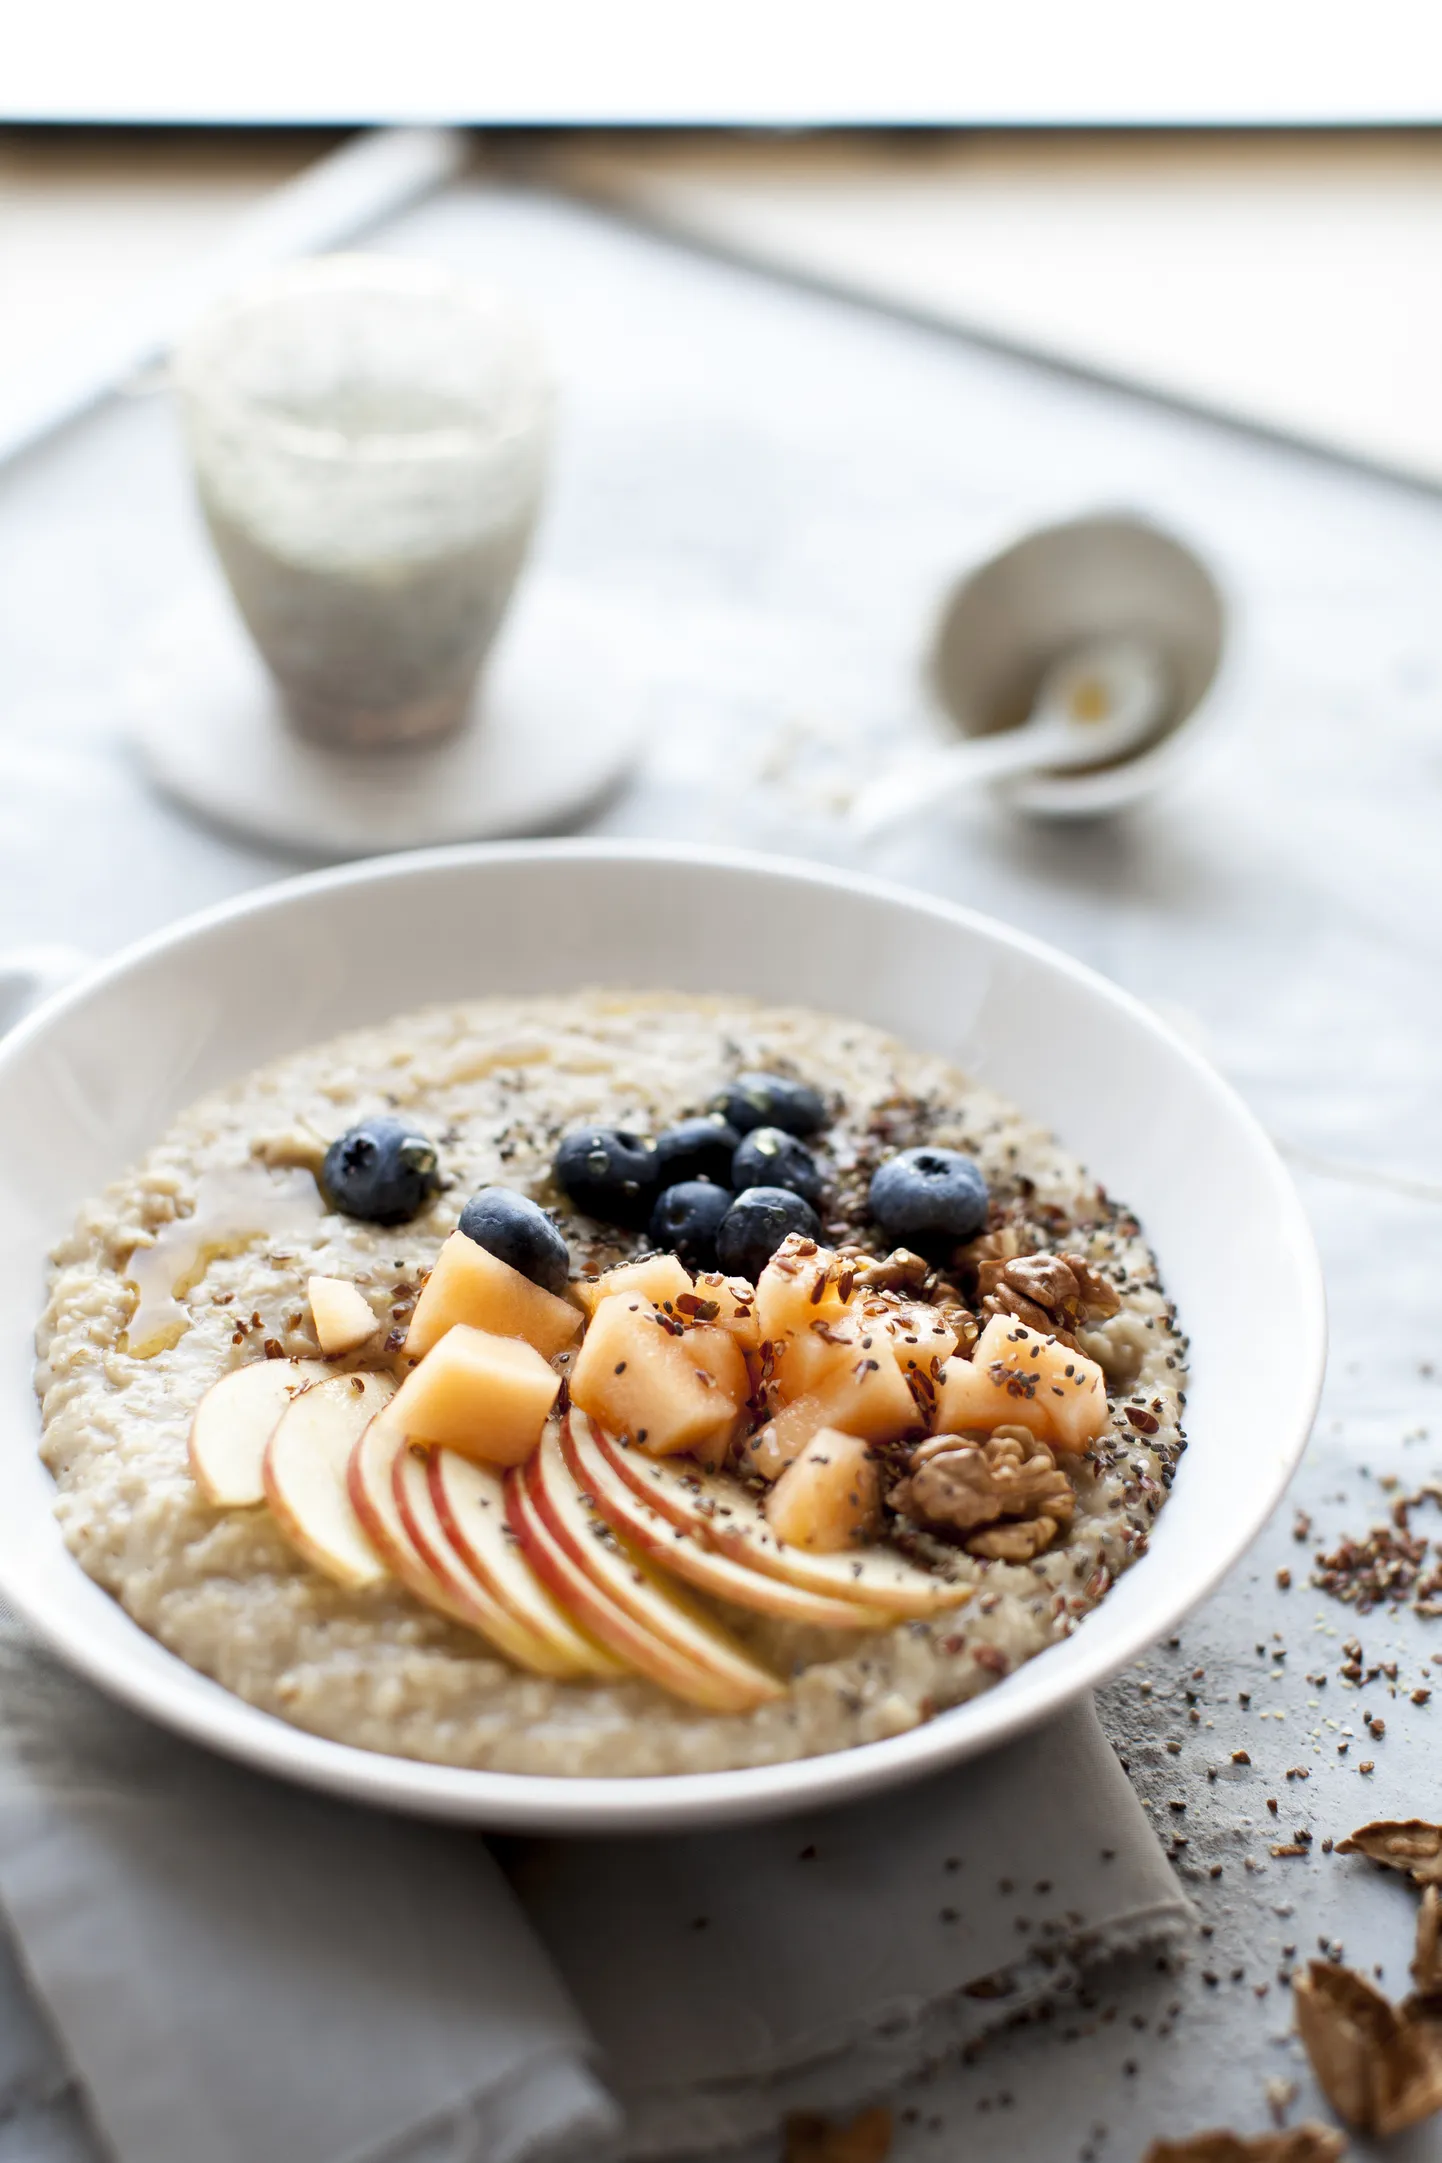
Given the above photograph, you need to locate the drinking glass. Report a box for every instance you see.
[176,254,551,750]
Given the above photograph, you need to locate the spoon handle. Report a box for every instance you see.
[851,725,1061,838]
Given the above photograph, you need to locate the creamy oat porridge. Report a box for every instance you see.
[35,992,1187,1778]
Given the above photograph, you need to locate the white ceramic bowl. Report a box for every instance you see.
[0,843,1324,1832]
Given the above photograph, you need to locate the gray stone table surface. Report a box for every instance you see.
[1,170,1440,2161]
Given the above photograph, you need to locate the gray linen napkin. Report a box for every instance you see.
[0,1603,1189,2163]
[506,1706,1189,2159]
[0,1606,618,2163]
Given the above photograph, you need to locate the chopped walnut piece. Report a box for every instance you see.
[1414,1886,1442,2002]
[891,1426,1074,1560]
[967,1516,1064,1562]
[250,1126,329,1175]
[955,1221,1028,1276]
[1338,1819,1442,1888]
[1143,2131,1344,2163]
[831,1243,979,1353]
[1293,1958,1442,2135]
[934,1301,979,1357]
[783,2107,893,2163]
[976,1250,1121,1344]
[846,1245,931,1293]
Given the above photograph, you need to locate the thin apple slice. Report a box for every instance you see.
[563,1413,880,1631]
[391,1444,585,1680]
[263,1371,394,1589]
[427,1448,624,1678]
[349,1412,569,1676]
[504,1465,667,1694]
[526,1428,784,1712]
[189,1356,330,1507]
[505,1457,778,1714]
[593,1426,972,1617]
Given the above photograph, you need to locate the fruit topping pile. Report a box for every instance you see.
[183,1073,1125,1712]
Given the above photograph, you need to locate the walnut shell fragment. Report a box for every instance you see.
[1337,1818,1442,1888]
[783,2106,893,2163]
[1414,1885,1442,2002]
[1293,1958,1442,2136]
[1143,2128,1344,2163]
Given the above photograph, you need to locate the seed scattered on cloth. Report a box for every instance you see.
[783,2107,893,2163]
[1292,1959,1442,2136]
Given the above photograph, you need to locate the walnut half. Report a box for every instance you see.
[977,1251,1120,1346]
[890,1426,1076,1561]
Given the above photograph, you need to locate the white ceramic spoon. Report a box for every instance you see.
[851,635,1171,838]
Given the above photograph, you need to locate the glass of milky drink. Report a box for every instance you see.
[175,254,551,750]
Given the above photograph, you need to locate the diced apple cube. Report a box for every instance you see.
[771,1311,921,1444]
[737,1393,830,1481]
[686,1321,750,1404]
[574,1254,692,1319]
[687,1272,762,1353]
[389,1324,560,1465]
[754,1236,856,1345]
[883,1297,958,1380]
[569,1295,742,1460]
[681,1321,751,1466]
[764,1429,882,1551]
[307,1275,380,1356]
[406,1230,580,1361]
[932,1312,1107,1453]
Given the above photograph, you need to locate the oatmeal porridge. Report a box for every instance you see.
[35,992,1187,1777]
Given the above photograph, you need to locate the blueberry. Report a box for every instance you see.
[716,1186,821,1281]
[320,1115,441,1227]
[868,1146,989,1254]
[712,1070,825,1138]
[458,1186,570,1295]
[650,1181,734,1270]
[730,1125,822,1206]
[654,1114,740,1187]
[554,1126,660,1229]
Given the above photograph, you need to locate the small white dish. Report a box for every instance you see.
[0,843,1323,1832]
[128,575,648,858]
[928,511,1228,820]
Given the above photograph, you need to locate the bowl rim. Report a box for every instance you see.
[2,839,1327,1832]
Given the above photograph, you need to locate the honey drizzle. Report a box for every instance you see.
[125,1166,325,1357]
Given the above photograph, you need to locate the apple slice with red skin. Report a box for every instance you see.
[508,1433,784,1713]
[563,1412,880,1632]
[591,1425,972,1618]
[504,1465,700,1700]
[190,1356,329,1507]
[391,1442,599,1680]
[262,1371,393,1589]
[348,1412,572,1677]
[411,1446,622,1679]
[504,1458,778,1714]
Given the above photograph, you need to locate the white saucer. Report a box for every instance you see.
[128,574,649,858]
